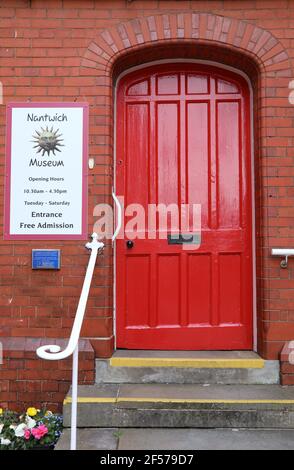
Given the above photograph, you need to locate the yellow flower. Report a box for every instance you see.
[0,408,3,415]
[45,410,52,417]
[26,407,37,417]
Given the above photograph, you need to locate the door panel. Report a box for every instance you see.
[125,255,150,327]
[217,101,241,228]
[186,74,209,94]
[116,63,253,350]
[187,101,209,228]
[125,103,149,208]
[187,253,211,325]
[219,253,241,324]
[157,103,179,207]
[157,254,180,326]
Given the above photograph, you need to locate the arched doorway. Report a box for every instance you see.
[115,62,253,350]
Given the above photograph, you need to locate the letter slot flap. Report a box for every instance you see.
[168,234,200,245]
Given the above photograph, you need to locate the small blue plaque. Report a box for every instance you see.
[32,249,61,270]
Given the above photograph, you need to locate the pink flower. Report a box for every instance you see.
[31,425,48,440]
[24,429,31,440]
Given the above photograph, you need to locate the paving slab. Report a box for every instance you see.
[55,427,294,450]
[118,428,294,450]
[55,428,118,451]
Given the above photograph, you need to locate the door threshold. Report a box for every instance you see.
[110,350,264,369]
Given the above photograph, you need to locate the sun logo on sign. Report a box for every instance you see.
[32,127,64,156]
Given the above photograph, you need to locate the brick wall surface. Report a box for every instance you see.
[1,0,294,408]
[280,342,294,385]
[0,338,95,411]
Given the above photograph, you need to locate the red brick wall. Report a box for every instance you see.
[0,338,95,412]
[280,342,294,385]
[1,0,294,408]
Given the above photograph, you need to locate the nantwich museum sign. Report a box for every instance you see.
[4,103,88,240]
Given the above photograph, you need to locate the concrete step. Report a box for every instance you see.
[96,351,279,385]
[63,383,294,429]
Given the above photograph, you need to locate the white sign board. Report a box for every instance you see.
[5,103,88,239]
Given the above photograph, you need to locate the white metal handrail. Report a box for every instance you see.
[36,232,104,450]
[36,233,104,361]
[112,191,122,242]
[271,248,294,269]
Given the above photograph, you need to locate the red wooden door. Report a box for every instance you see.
[116,63,253,350]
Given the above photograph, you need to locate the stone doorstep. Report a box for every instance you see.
[108,350,264,368]
[95,350,280,386]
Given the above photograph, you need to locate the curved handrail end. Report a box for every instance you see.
[36,344,62,360]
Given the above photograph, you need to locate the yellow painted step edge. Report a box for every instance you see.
[109,357,265,369]
[64,397,294,405]
[63,397,116,405]
[117,398,294,404]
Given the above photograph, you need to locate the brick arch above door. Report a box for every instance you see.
[80,12,291,78]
